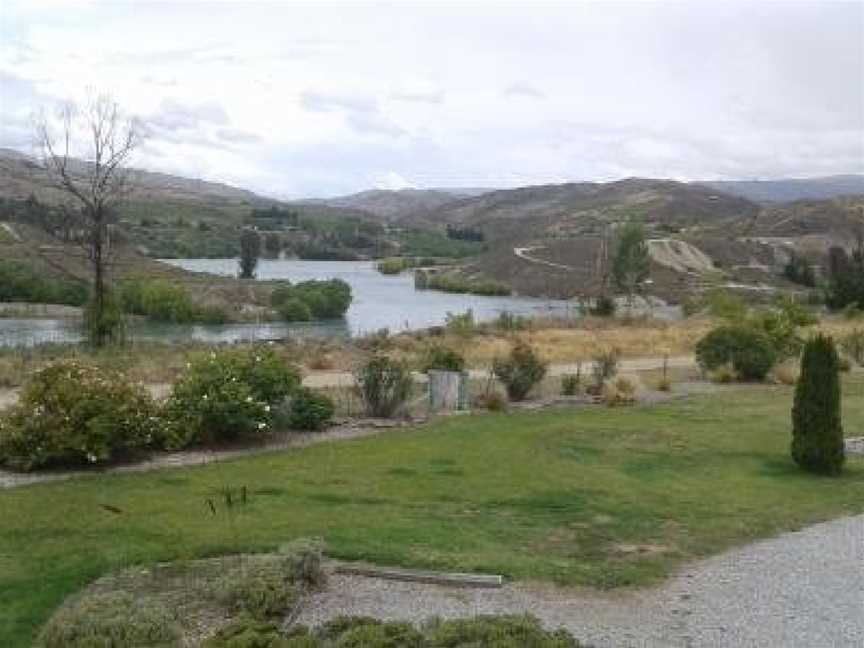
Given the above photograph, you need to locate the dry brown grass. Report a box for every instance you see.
[436,317,712,368]
[772,360,801,386]
[1,314,857,392]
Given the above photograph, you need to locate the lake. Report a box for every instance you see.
[0,259,584,347]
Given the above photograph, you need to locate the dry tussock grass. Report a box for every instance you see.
[452,319,713,367]
[773,360,801,385]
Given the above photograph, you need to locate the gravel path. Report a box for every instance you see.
[298,514,864,647]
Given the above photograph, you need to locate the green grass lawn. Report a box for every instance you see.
[2,380,864,646]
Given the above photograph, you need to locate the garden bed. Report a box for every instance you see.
[2,379,863,644]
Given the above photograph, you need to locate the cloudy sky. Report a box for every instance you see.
[1,0,862,198]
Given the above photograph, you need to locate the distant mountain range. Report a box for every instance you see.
[309,175,864,222]
[695,175,864,204]
[2,146,860,218]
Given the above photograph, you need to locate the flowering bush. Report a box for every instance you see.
[0,361,160,471]
[165,346,300,446]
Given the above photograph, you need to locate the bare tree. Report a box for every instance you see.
[34,94,140,346]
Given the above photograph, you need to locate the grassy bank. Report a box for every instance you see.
[2,380,863,645]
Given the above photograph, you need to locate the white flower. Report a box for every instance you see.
[246,396,253,402]
[202,394,208,400]
[87,453,97,463]
[257,422,267,429]
[264,405,270,412]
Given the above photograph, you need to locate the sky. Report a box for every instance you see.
[1,0,862,198]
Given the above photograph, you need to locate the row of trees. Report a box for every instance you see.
[445,224,484,242]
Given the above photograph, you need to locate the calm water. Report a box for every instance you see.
[0,259,580,347]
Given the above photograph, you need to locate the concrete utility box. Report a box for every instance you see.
[428,370,469,411]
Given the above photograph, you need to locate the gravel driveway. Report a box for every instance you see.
[298,514,864,647]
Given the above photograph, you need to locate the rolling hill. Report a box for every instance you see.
[406,179,862,301]
[403,178,761,241]
[305,188,468,221]
[2,145,862,302]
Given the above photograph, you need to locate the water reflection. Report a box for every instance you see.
[0,259,626,347]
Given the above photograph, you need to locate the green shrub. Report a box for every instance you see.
[37,592,180,648]
[421,271,511,296]
[83,290,127,346]
[0,361,160,470]
[270,283,294,307]
[271,279,352,321]
[120,279,228,324]
[166,347,300,445]
[205,614,583,648]
[279,298,313,322]
[202,616,294,648]
[695,326,777,381]
[318,616,383,641]
[791,334,844,475]
[376,257,407,275]
[588,295,616,317]
[705,290,748,321]
[197,304,230,325]
[279,538,327,588]
[493,341,548,401]
[140,280,196,322]
[287,388,335,431]
[421,344,466,373]
[561,373,580,396]
[215,562,301,620]
[293,280,352,319]
[336,620,424,648]
[444,309,475,337]
[732,341,777,382]
[753,298,817,359]
[354,355,413,418]
[426,614,580,647]
[0,260,89,306]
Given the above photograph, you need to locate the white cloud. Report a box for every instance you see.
[0,1,860,197]
[391,79,445,104]
[373,171,414,191]
[504,83,545,100]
